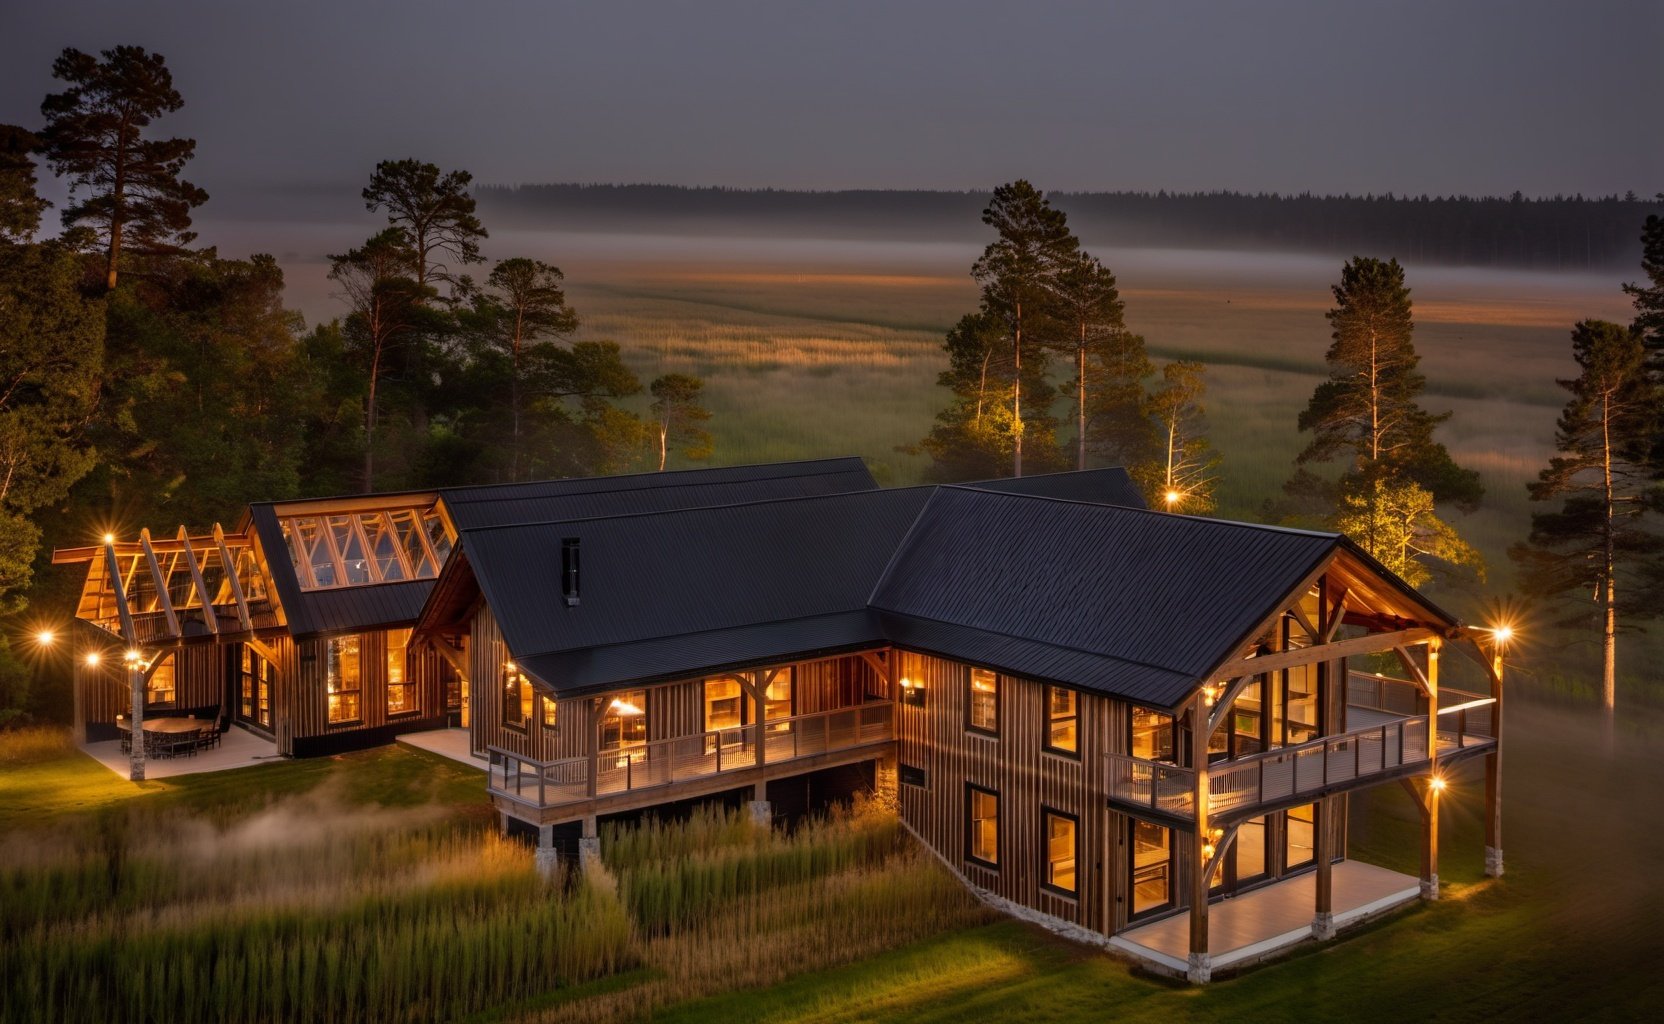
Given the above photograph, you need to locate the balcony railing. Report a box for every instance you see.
[488,701,894,811]
[1106,695,1495,825]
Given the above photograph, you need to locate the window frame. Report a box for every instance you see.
[325,635,362,726]
[1043,685,1080,758]
[966,667,999,736]
[144,653,177,709]
[1040,806,1079,898]
[964,783,1001,870]
[384,628,419,717]
[601,690,649,754]
[1129,818,1177,918]
[501,661,529,731]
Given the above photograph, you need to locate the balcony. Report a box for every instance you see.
[487,701,895,819]
[1106,673,1496,827]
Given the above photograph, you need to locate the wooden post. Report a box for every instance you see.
[1187,693,1212,984]
[586,698,601,799]
[1312,796,1336,939]
[579,814,601,868]
[1485,640,1504,878]
[1421,639,1441,900]
[535,823,559,880]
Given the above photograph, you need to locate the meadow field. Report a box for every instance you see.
[5,691,1662,1023]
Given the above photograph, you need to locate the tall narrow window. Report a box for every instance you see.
[966,785,999,867]
[968,668,998,735]
[602,690,648,753]
[1042,809,1078,895]
[1286,804,1316,869]
[386,629,416,715]
[541,694,559,728]
[704,676,745,733]
[502,661,531,729]
[145,654,176,707]
[242,645,274,727]
[1285,665,1319,746]
[1045,686,1078,755]
[326,635,361,724]
[240,647,255,718]
[1131,820,1174,915]
[1232,680,1264,758]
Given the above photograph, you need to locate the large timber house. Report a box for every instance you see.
[55,458,1504,982]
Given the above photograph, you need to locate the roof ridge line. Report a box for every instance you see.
[510,608,876,664]
[938,484,1340,539]
[874,609,1199,680]
[457,484,936,535]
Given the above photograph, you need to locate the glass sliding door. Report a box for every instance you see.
[1131,820,1174,916]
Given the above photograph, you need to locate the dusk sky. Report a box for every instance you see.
[3,0,1660,204]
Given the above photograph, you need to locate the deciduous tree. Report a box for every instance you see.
[0,240,103,611]
[1511,319,1662,715]
[1334,480,1482,588]
[649,374,713,471]
[1137,360,1221,514]
[38,46,207,289]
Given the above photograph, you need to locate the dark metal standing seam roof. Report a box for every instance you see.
[463,488,933,696]
[868,487,1344,709]
[962,467,1149,509]
[249,458,878,639]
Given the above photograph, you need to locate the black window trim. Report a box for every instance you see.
[964,782,1000,870]
[965,666,1000,738]
[1042,684,1081,760]
[1040,805,1080,899]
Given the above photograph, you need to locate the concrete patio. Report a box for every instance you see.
[1110,859,1420,977]
[398,727,486,771]
[82,725,281,780]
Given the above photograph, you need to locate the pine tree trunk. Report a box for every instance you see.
[658,421,668,472]
[1077,322,1087,472]
[511,310,524,483]
[1602,391,1617,717]
[1012,301,1023,478]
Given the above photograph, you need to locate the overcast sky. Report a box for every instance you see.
[3,0,1660,204]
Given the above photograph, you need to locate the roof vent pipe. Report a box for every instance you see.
[561,538,580,607]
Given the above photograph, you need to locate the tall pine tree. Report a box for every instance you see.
[38,46,207,289]
[1511,320,1661,715]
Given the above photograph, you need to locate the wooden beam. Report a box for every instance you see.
[1221,627,1435,680]
[245,635,281,668]
[858,649,895,686]
[1288,603,1319,645]
[175,527,217,636]
[1203,673,1255,738]
[1323,589,1351,643]
[102,542,138,648]
[214,523,254,632]
[139,529,181,640]
[1391,646,1431,694]
[425,635,469,680]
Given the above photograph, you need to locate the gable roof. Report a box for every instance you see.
[868,487,1347,708]
[464,487,932,695]
[429,468,1459,710]
[250,458,878,638]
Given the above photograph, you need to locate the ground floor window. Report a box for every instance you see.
[1286,803,1316,869]
[1131,820,1173,916]
[966,785,1000,867]
[704,676,745,733]
[602,690,648,754]
[1042,809,1078,895]
[145,654,176,707]
[326,635,361,724]
[240,646,273,727]
[385,629,417,715]
[763,669,793,729]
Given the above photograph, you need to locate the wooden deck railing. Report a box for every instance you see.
[1108,678,1498,825]
[488,701,894,811]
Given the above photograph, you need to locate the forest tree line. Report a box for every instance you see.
[0,47,712,724]
[480,183,1662,271]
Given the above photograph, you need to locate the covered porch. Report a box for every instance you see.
[1110,859,1419,977]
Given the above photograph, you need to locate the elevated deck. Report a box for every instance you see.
[488,701,894,825]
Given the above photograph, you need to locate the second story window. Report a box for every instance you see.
[1045,686,1078,755]
[1131,706,1176,763]
[602,690,648,753]
[541,694,559,729]
[326,635,361,724]
[968,668,998,735]
[502,661,531,729]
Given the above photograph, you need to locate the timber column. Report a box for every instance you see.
[1420,639,1441,901]
[1312,795,1336,940]
[1187,693,1212,985]
[1484,637,1505,878]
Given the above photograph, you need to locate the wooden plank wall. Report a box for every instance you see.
[74,618,229,739]
[265,629,446,755]
[469,600,884,765]
[895,651,1123,938]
